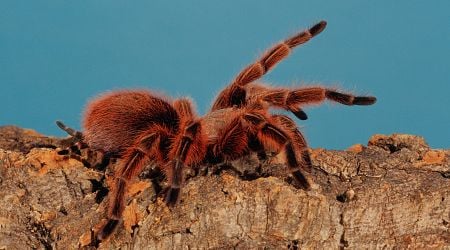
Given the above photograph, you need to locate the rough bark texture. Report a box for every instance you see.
[0,125,449,249]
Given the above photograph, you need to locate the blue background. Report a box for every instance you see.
[1,1,449,149]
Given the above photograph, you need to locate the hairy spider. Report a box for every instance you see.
[57,20,376,240]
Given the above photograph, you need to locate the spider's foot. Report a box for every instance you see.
[353,96,377,105]
[309,20,327,36]
[97,219,120,241]
[326,91,377,106]
[290,108,308,120]
[292,170,312,190]
[57,148,70,155]
[164,187,180,207]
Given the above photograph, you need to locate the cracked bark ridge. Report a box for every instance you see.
[0,126,449,249]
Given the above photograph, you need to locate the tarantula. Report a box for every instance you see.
[57,20,376,240]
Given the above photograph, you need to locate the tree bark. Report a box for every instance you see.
[0,126,448,249]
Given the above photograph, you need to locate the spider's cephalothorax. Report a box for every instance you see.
[57,20,376,240]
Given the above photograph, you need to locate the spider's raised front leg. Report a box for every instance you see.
[211,20,327,111]
[245,83,311,120]
[262,85,376,107]
[246,84,376,120]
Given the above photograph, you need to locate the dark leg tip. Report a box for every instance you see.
[353,96,377,105]
[55,120,82,138]
[309,20,327,36]
[291,108,308,120]
[57,149,69,155]
[165,187,180,207]
[56,120,66,130]
[97,219,119,240]
[292,170,312,190]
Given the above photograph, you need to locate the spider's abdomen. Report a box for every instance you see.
[83,90,179,154]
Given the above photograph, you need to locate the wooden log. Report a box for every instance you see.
[0,126,448,249]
